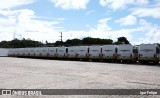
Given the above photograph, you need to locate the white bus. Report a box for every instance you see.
[102,45,117,62]
[77,46,89,60]
[117,44,138,63]
[34,48,41,57]
[0,48,9,57]
[8,49,13,56]
[48,47,57,57]
[89,46,101,60]
[67,46,78,59]
[18,48,25,57]
[28,48,36,57]
[57,47,67,58]
[34,47,49,57]
[138,44,159,64]
[40,47,49,57]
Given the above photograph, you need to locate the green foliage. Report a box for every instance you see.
[64,38,82,46]
[82,37,113,45]
[55,41,63,47]
[0,41,11,48]
[0,37,131,48]
[0,38,43,48]
[114,37,130,45]
[55,37,113,46]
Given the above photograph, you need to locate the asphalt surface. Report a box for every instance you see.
[0,57,160,98]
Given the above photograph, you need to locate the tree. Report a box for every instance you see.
[64,38,82,46]
[114,37,130,45]
[0,36,129,48]
[55,41,63,46]
[0,41,11,48]
[82,37,113,45]
[0,38,44,48]
[45,40,48,44]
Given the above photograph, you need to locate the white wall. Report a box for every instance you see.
[0,48,9,56]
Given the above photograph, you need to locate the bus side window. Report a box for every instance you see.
[87,47,89,53]
[133,49,135,53]
[133,49,136,53]
[115,48,117,53]
[66,48,68,53]
[101,47,102,53]
[133,47,138,53]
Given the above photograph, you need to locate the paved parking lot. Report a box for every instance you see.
[0,57,160,98]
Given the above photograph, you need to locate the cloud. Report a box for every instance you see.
[62,30,90,41]
[62,18,159,44]
[115,15,137,26]
[99,0,149,10]
[63,29,136,43]
[86,10,95,16]
[136,0,149,5]
[0,9,64,42]
[50,0,90,10]
[79,17,160,44]
[131,7,160,19]
[130,0,160,19]
[90,18,111,32]
[59,18,136,42]
[0,0,36,9]
[84,18,139,42]
[137,19,160,43]
[1,9,159,45]
[0,7,159,45]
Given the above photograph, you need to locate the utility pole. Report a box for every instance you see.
[60,32,62,46]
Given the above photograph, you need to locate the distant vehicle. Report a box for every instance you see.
[12,48,17,56]
[67,46,78,59]
[117,44,138,63]
[102,45,117,62]
[77,46,89,60]
[8,48,14,56]
[48,47,57,57]
[34,48,41,57]
[0,48,9,57]
[40,47,49,57]
[89,46,101,60]
[26,48,31,57]
[6,44,159,65]
[29,48,35,57]
[57,47,67,58]
[34,47,49,57]
[15,48,20,57]
[18,48,25,57]
[138,44,160,64]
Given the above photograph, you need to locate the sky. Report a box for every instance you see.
[0,0,160,45]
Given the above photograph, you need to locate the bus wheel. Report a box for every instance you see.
[153,61,159,65]
[132,60,136,63]
[139,61,144,64]
[116,60,121,63]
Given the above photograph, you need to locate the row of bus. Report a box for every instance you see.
[8,44,160,64]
